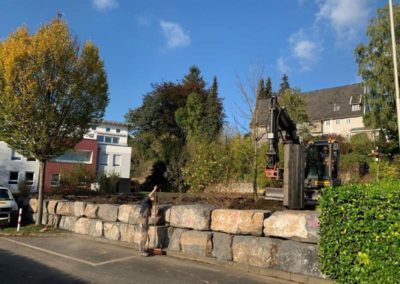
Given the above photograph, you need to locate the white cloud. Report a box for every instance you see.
[92,0,118,11]
[288,30,322,71]
[135,15,151,27]
[316,0,371,43]
[160,20,191,49]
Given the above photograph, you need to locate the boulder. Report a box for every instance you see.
[263,210,319,243]
[273,240,321,277]
[47,214,60,227]
[32,212,48,225]
[59,216,77,231]
[232,236,278,268]
[165,205,213,230]
[211,209,270,236]
[120,223,137,243]
[180,230,213,257]
[88,219,103,237]
[212,232,233,261]
[47,200,58,215]
[56,201,74,216]
[29,199,38,213]
[167,228,188,251]
[74,202,86,217]
[75,218,90,235]
[118,204,140,224]
[98,204,119,222]
[103,222,120,241]
[84,203,99,219]
[147,226,168,248]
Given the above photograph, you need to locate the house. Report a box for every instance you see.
[256,83,377,140]
[0,120,132,193]
[0,142,39,193]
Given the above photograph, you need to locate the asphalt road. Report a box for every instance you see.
[0,234,295,284]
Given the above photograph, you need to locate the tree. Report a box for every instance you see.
[175,92,206,139]
[204,76,224,140]
[0,18,108,225]
[279,74,290,94]
[257,78,265,98]
[355,4,400,139]
[182,65,206,95]
[265,77,273,98]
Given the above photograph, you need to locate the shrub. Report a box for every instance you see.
[319,180,400,283]
[98,172,120,193]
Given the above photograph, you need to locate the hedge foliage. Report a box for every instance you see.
[319,180,400,283]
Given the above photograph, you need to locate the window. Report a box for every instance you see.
[112,137,120,144]
[336,119,340,125]
[97,135,105,142]
[325,120,330,126]
[352,104,361,111]
[346,118,351,124]
[116,128,121,133]
[52,150,92,164]
[333,104,340,112]
[113,155,121,166]
[25,172,34,186]
[9,171,19,184]
[100,153,108,165]
[105,136,112,143]
[51,174,60,187]
[106,127,111,132]
[11,150,22,161]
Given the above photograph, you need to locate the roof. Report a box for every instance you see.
[256,83,364,127]
[93,119,131,128]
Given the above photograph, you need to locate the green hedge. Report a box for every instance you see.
[319,180,400,283]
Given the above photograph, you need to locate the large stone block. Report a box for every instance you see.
[75,218,90,235]
[273,240,321,277]
[47,214,60,227]
[118,204,140,224]
[59,216,77,231]
[148,226,168,248]
[29,198,38,213]
[88,219,103,237]
[84,203,99,219]
[263,210,319,243]
[104,222,120,241]
[212,232,233,261]
[165,205,213,230]
[56,201,74,216]
[74,202,86,217]
[211,209,270,236]
[120,223,138,243]
[32,212,48,225]
[98,204,119,222]
[167,228,188,251]
[232,236,278,268]
[180,230,213,257]
[47,200,58,215]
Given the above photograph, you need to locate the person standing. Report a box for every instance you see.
[139,185,157,256]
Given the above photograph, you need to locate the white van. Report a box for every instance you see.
[0,187,18,226]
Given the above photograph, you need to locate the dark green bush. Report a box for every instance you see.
[319,180,400,283]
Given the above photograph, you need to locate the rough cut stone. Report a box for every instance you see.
[180,230,213,257]
[88,219,103,237]
[47,200,58,215]
[147,226,168,248]
[32,212,48,225]
[47,214,60,227]
[29,198,38,213]
[167,228,188,251]
[263,211,319,243]
[59,216,77,231]
[103,222,120,241]
[118,204,140,224]
[212,232,233,261]
[56,201,74,216]
[273,240,321,277]
[98,204,119,222]
[232,236,278,268]
[88,219,103,238]
[75,218,90,235]
[165,205,213,230]
[211,209,270,236]
[120,223,137,243]
[84,203,99,219]
[74,202,86,217]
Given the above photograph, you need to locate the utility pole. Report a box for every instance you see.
[389,0,400,150]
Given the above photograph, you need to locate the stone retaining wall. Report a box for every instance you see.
[28,199,323,279]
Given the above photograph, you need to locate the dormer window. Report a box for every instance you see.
[352,104,361,111]
[333,104,340,112]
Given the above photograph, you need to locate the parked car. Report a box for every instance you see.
[0,187,18,226]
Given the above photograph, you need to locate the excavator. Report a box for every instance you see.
[264,95,340,209]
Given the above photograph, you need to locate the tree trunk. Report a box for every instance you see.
[35,160,46,226]
[252,130,258,199]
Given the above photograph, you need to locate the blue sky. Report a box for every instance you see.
[0,0,386,129]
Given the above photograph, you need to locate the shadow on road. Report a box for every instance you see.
[0,248,87,284]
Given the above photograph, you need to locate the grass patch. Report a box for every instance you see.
[0,224,64,235]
